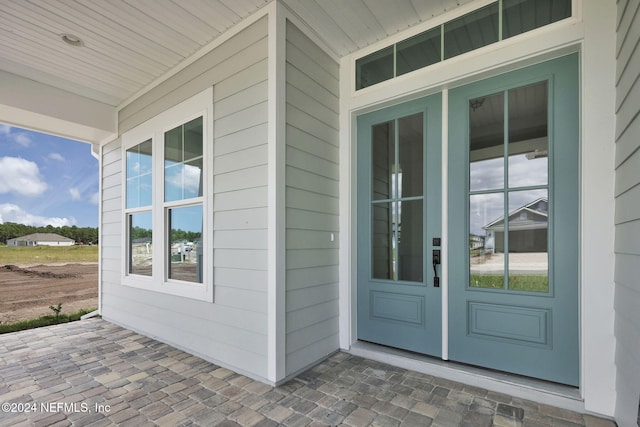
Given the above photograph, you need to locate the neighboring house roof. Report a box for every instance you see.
[132,237,152,244]
[484,198,549,231]
[9,233,74,243]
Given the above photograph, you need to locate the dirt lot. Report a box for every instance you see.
[0,263,98,324]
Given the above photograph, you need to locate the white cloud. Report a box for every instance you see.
[0,126,34,147]
[69,188,81,201]
[90,191,99,205]
[0,156,48,197]
[12,133,32,147]
[49,152,65,162]
[0,203,76,227]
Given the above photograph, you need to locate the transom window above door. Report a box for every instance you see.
[355,0,572,90]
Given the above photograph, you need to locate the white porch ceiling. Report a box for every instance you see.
[0,0,468,109]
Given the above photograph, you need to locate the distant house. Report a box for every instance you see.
[7,233,75,247]
[484,198,548,253]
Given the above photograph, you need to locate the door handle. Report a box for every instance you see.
[432,249,441,287]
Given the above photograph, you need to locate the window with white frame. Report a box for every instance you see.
[164,117,204,284]
[125,139,153,276]
[122,88,213,301]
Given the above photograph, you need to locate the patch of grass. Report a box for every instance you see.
[0,308,97,334]
[0,245,98,264]
[470,274,549,292]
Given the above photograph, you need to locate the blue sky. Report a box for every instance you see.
[0,124,98,228]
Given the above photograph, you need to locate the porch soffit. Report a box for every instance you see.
[0,0,468,110]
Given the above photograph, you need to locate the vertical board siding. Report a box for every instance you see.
[102,18,269,380]
[614,0,640,424]
[285,21,340,376]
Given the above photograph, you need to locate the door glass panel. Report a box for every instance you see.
[469,193,505,289]
[372,202,393,280]
[508,82,548,187]
[398,113,424,198]
[397,28,441,77]
[468,82,551,293]
[470,92,504,192]
[507,189,549,292]
[372,121,395,201]
[370,113,424,283]
[444,3,499,60]
[397,200,423,282]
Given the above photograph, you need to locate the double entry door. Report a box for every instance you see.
[357,54,579,386]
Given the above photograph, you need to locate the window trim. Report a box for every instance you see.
[121,87,214,302]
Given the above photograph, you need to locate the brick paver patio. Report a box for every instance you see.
[0,319,616,426]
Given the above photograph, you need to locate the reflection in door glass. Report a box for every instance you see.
[397,200,423,282]
[372,121,395,201]
[398,113,424,198]
[370,113,424,283]
[470,92,504,192]
[372,202,393,280]
[468,81,551,293]
[507,190,549,292]
[508,81,548,187]
[469,193,505,288]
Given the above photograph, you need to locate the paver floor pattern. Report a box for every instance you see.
[0,319,615,426]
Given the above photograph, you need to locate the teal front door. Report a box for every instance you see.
[448,54,580,386]
[357,54,579,386]
[357,94,442,357]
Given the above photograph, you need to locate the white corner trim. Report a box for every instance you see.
[266,1,287,383]
[441,88,449,361]
[339,53,355,350]
[579,0,617,416]
[98,142,104,316]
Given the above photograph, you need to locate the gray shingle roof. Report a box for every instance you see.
[11,233,74,242]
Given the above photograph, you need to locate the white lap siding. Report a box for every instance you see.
[614,0,640,425]
[285,21,340,376]
[101,18,270,380]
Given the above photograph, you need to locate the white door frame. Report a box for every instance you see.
[338,0,616,417]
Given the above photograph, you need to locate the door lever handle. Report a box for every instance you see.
[432,249,441,287]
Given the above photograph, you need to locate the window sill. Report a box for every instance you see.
[122,275,213,303]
